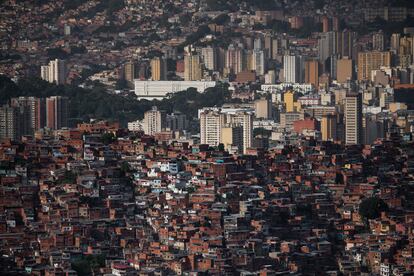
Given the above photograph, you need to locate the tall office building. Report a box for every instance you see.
[372,32,385,51]
[11,97,46,135]
[336,30,355,58]
[391,33,401,53]
[332,17,340,32]
[217,47,226,72]
[254,98,272,119]
[143,106,166,136]
[265,70,276,84]
[40,59,66,85]
[244,50,253,71]
[200,109,253,153]
[0,100,45,140]
[252,50,266,76]
[10,98,33,136]
[201,47,217,71]
[399,36,413,56]
[357,51,391,81]
[283,90,301,113]
[124,61,137,82]
[184,54,202,81]
[264,34,277,59]
[200,109,225,147]
[321,113,337,141]
[221,124,243,153]
[150,57,167,81]
[226,111,253,154]
[36,98,46,130]
[225,44,244,74]
[398,36,414,66]
[318,32,337,64]
[138,62,150,80]
[305,59,319,88]
[49,59,66,85]
[322,16,330,33]
[46,96,69,130]
[330,54,339,80]
[337,57,353,83]
[345,93,363,145]
[166,112,188,131]
[0,105,18,140]
[364,114,385,144]
[41,65,49,82]
[254,37,264,50]
[283,55,304,83]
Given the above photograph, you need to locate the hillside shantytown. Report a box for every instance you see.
[1,0,414,275]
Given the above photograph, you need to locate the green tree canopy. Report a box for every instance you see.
[71,254,106,276]
[0,76,230,128]
[359,197,388,220]
[213,14,230,25]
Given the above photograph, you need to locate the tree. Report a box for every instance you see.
[115,78,128,90]
[180,13,192,25]
[71,258,90,276]
[120,161,131,175]
[46,47,68,59]
[206,0,230,11]
[213,14,230,25]
[217,143,225,152]
[242,0,279,9]
[101,132,116,145]
[270,19,290,34]
[71,254,106,276]
[183,25,211,46]
[253,23,265,30]
[359,197,388,220]
[106,0,125,16]
[335,172,344,184]
[70,45,86,54]
[58,171,77,184]
[314,0,325,9]
[0,75,20,104]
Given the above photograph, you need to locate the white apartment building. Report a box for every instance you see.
[142,106,165,135]
[345,93,363,145]
[40,59,66,85]
[283,55,304,84]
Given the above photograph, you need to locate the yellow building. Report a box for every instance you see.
[245,51,253,72]
[321,114,337,141]
[357,51,391,81]
[184,54,202,81]
[305,60,319,88]
[151,57,167,81]
[221,125,243,154]
[399,36,413,55]
[284,90,301,112]
[389,102,407,113]
[124,61,136,82]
